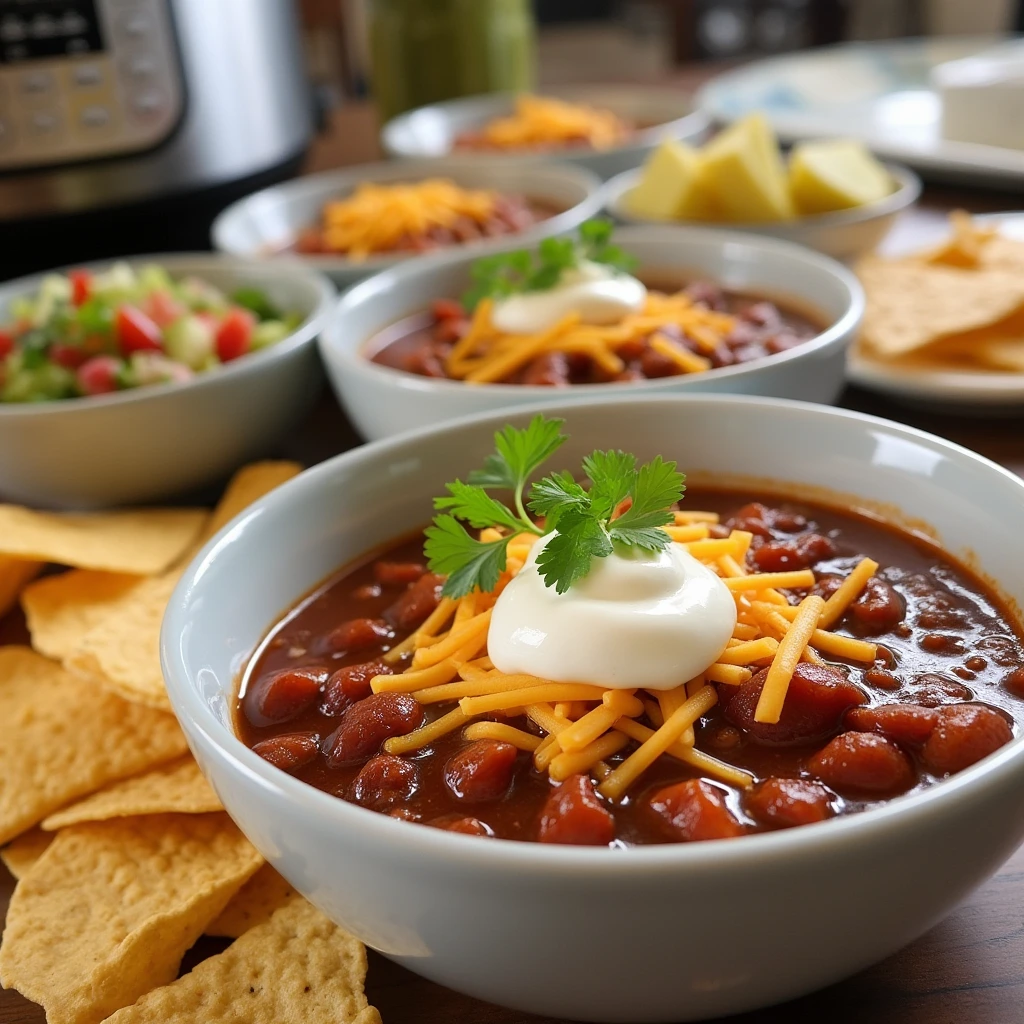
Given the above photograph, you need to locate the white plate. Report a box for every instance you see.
[698,36,1024,188]
[847,212,1024,411]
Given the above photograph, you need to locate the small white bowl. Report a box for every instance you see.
[318,225,864,441]
[211,158,604,288]
[380,85,710,180]
[0,255,335,509]
[604,163,922,262]
[162,393,1024,1023]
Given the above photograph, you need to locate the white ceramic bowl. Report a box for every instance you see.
[319,225,864,441]
[162,393,1024,1023]
[0,255,335,509]
[211,158,604,288]
[604,163,923,262]
[381,85,710,180]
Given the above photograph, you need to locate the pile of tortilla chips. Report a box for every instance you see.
[856,211,1024,372]
[0,464,381,1024]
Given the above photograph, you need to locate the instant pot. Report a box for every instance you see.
[0,0,314,279]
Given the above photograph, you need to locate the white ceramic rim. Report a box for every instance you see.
[322,224,866,398]
[848,210,1024,406]
[211,158,605,277]
[163,391,1024,875]
[0,253,337,419]
[603,163,923,232]
[380,84,710,159]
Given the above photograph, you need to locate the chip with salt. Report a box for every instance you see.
[0,646,187,844]
[41,756,222,831]
[103,897,381,1024]
[0,558,43,620]
[21,569,142,662]
[0,813,263,1024]
[205,862,297,938]
[0,827,54,879]
[0,506,206,574]
[63,461,303,710]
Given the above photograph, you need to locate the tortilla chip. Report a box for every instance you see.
[103,897,380,1024]
[62,461,303,710]
[64,572,180,711]
[205,863,297,938]
[0,827,54,879]
[21,570,142,661]
[0,506,206,574]
[0,647,187,844]
[200,461,303,544]
[924,209,999,268]
[856,257,1024,358]
[41,757,222,831]
[0,558,43,620]
[0,813,263,1024]
[970,338,1024,371]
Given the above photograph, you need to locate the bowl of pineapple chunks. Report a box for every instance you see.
[604,113,921,262]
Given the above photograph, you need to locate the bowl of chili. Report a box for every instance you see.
[319,224,864,441]
[162,393,1024,1022]
[211,158,605,287]
[0,254,335,508]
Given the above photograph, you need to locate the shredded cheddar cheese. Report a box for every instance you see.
[475,95,632,151]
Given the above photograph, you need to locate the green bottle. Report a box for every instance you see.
[370,0,537,122]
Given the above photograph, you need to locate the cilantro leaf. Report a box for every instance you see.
[534,508,612,595]
[581,449,636,520]
[493,415,568,487]
[613,456,685,534]
[607,523,673,551]
[424,516,511,599]
[527,469,589,532]
[434,480,523,533]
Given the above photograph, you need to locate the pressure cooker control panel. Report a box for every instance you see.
[0,0,183,170]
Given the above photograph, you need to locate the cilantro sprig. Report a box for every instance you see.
[462,219,639,311]
[424,414,686,598]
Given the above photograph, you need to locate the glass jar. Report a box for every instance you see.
[369,0,537,122]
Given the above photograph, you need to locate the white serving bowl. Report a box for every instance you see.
[162,394,1024,1023]
[211,158,604,288]
[319,225,864,441]
[0,255,335,509]
[604,163,922,262]
[381,85,710,180]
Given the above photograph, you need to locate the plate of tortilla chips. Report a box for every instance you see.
[849,210,1024,409]
[0,462,382,1024]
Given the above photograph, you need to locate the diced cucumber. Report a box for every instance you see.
[137,263,175,296]
[32,274,73,326]
[92,262,137,301]
[251,319,291,350]
[164,314,215,369]
[178,276,229,313]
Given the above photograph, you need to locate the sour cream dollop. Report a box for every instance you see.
[491,260,647,335]
[488,535,737,690]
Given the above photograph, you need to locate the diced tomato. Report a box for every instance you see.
[76,356,122,395]
[144,289,185,328]
[116,305,163,354]
[431,298,465,321]
[69,269,92,307]
[215,308,256,363]
[0,330,13,359]
[50,343,87,369]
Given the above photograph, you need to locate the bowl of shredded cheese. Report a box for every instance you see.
[381,86,710,180]
[212,158,604,286]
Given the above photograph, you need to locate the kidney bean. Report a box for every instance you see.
[921,704,1013,776]
[862,668,901,691]
[906,674,973,707]
[745,777,834,829]
[684,280,726,310]
[374,562,426,586]
[252,732,319,772]
[771,510,809,533]
[323,693,424,767]
[751,540,803,572]
[765,331,807,354]
[401,346,447,378]
[349,754,419,811]
[740,301,781,327]
[706,342,737,368]
[538,774,615,846]
[326,617,394,654]
[639,345,677,378]
[431,814,495,837]
[732,343,770,364]
[1003,667,1024,697]
[352,583,382,601]
[724,320,760,349]
[812,573,844,600]
[920,633,967,656]
[521,351,571,386]
[809,732,915,795]
[965,655,987,672]
[243,667,328,727]
[976,634,1024,667]
[385,573,444,631]
[706,725,742,751]
[320,660,392,716]
[847,703,939,746]
[648,779,745,842]
[726,663,867,747]
[849,579,905,633]
[445,740,518,803]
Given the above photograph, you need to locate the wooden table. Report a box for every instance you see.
[4,100,1024,1024]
